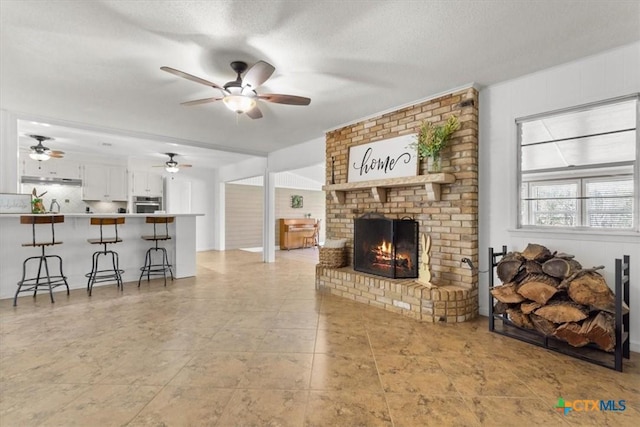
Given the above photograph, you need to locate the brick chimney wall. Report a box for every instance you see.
[323,87,479,290]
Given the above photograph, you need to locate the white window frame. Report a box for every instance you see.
[516,94,639,233]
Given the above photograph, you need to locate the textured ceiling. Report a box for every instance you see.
[1,1,639,166]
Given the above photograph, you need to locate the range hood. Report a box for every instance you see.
[21,176,83,186]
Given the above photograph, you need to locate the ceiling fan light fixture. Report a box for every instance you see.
[223,94,256,114]
[29,152,50,161]
[165,165,179,173]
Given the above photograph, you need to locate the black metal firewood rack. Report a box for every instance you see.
[488,246,631,372]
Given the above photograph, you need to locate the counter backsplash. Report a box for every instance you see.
[19,184,127,213]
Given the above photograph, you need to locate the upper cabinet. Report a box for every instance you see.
[82,165,128,201]
[131,171,163,197]
[21,158,81,179]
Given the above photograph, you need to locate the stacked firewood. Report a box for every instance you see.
[491,243,628,352]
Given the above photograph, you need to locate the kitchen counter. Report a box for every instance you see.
[0,213,203,300]
[0,213,203,217]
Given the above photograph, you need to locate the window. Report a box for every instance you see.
[518,95,638,231]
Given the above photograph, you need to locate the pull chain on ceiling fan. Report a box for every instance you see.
[160,60,311,119]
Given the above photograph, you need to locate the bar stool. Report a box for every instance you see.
[86,217,125,296]
[138,216,174,287]
[14,215,70,306]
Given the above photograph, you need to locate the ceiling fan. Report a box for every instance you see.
[27,134,64,162]
[153,153,192,173]
[160,60,311,119]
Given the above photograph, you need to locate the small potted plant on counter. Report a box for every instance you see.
[411,115,460,172]
[31,188,47,214]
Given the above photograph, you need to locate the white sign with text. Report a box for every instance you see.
[347,134,418,183]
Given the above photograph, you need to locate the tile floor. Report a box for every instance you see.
[1,249,638,426]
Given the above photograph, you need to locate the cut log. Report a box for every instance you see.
[523,260,543,275]
[521,301,541,314]
[534,301,589,323]
[580,312,615,352]
[521,243,553,262]
[542,257,582,279]
[530,313,557,336]
[491,283,525,304]
[506,308,534,329]
[567,271,616,313]
[554,322,590,347]
[493,301,510,315]
[517,274,560,304]
[559,265,605,289]
[496,253,524,283]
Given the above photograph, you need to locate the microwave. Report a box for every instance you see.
[133,196,162,214]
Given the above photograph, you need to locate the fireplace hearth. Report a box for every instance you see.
[354,213,418,279]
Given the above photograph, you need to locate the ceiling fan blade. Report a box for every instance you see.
[258,94,311,106]
[180,97,222,106]
[242,61,275,89]
[180,164,193,168]
[49,152,65,158]
[161,66,223,90]
[246,105,263,119]
[48,150,65,155]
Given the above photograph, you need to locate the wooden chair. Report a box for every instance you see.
[303,220,321,249]
[86,217,125,296]
[138,217,174,287]
[14,215,69,306]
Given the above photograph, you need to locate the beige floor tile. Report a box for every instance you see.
[39,384,161,426]
[239,353,314,390]
[217,389,307,427]
[1,249,637,426]
[376,355,458,395]
[463,396,568,427]
[257,328,317,353]
[305,390,392,427]
[127,386,234,426]
[386,393,481,427]
[168,352,252,388]
[314,327,372,355]
[310,353,382,391]
[0,382,90,426]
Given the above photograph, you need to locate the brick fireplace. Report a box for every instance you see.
[316,87,479,322]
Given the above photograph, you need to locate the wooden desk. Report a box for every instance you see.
[279,218,317,250]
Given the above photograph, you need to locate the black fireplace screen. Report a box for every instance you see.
[353,214,419,279]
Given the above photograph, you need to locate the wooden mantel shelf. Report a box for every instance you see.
[322,173,456,203]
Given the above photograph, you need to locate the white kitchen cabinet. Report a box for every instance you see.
[132,171,163,197]
[82,165,128,201]
[22,158,81,179]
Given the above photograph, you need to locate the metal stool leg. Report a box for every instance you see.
[112,250,123,291]
[42,256,55,304]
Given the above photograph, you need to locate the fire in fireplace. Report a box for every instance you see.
[354,213,419,279]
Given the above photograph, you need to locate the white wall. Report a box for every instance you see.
[479,41,640,351]
[267,137,325,173]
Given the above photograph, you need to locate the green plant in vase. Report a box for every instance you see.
[410,115,460,172]
[31,188,47,214]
